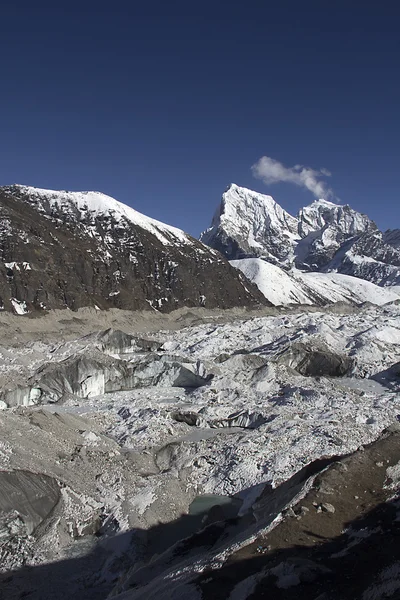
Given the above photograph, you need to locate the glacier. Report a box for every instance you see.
[0,302,400,599]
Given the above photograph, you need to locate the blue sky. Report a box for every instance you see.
[0,1,399,236]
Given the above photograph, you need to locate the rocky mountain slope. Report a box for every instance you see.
[0,185,266,314]
[201,184,400,287]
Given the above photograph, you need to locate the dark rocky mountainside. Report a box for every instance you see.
[0,185,267,314]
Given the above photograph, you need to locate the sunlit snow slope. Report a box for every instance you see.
[231,258,400,306]
[15,185,189,246]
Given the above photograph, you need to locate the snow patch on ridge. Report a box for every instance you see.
[5,262,31,271]
[10,298,29,315]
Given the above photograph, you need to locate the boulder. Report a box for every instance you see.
[276,343,354,377]
[0,470,60,537]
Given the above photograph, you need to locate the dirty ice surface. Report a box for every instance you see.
[1,302,400,597]
[2,303,400,493]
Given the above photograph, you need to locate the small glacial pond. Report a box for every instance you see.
[189,494,242,518]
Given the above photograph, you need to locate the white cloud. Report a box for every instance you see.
[251,156,336,200]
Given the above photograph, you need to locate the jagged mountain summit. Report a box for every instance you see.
[0,185,266,314]
[201,183,400,287]
[201,183,299,267]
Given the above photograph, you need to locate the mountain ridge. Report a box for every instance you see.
[0,184,267,314]
[201,183,400,287]
[1,182,399,315]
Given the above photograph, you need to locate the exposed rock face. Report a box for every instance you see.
[330,229,400,285]
[201,184,400,286]
[296,199,376,270]
[0,185,266,314]
[298,200,374,238]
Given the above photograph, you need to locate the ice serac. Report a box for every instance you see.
[200,183,299,266]
[0,185,267,313]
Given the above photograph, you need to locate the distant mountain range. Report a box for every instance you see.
[201,184,400,285]
[201,184,400,306]
[0,182,399,314]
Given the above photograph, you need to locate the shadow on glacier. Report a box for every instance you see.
[3,499,400,600]
[192,497,400,600]
[0,505,236,600]
[0,455,342,600]
[372,361,400,392]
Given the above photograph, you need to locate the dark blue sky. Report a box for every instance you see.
[1,1,399,235]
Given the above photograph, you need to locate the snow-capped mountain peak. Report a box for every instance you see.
[200,183,299,266]
[0,184,267,313]
[298,198,375,238]
[201,183,400,288]
[9,184,189,246]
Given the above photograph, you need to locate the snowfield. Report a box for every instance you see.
[231,258,400,306]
